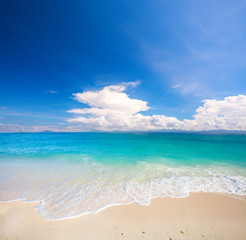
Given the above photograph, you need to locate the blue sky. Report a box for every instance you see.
[0,0,246,132]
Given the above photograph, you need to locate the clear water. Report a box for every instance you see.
[0,132,245,219]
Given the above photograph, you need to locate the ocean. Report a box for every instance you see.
[0,132,245,220]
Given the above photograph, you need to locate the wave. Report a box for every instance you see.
[0,160,245,220]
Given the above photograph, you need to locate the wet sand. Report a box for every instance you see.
[0,193,246,240]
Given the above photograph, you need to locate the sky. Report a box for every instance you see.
[0,0,246,132]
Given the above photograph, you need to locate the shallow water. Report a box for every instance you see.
[0,132,245,219]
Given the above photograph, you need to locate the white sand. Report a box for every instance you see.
[0,193,246,240]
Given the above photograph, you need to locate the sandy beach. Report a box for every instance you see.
[0,193,245,240]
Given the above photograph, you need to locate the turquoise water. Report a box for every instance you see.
[0,133,246,219]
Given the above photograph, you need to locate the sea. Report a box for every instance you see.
[0,132,245,220]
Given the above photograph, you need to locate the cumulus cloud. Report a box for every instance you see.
[67,82,246,131]
[2,82,245,132]
[184,95,246,131]
[70,81,149,117]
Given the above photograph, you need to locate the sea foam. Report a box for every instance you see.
[0,159,245,220]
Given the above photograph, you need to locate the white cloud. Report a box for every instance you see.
[67,82,246,131]
[184,95,246,131]
[172,84,182,89]
[0,123,77,133]
[121,79,141,88]
[71,81,149,117]
[44,90,58,94]
[0,123,54,133]
[0,123,24,133]
[1,83,245,132]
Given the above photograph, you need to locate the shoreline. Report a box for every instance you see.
[1,192,246,239]
[1,192,246,221]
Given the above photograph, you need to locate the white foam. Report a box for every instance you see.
[0,160,245,220]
